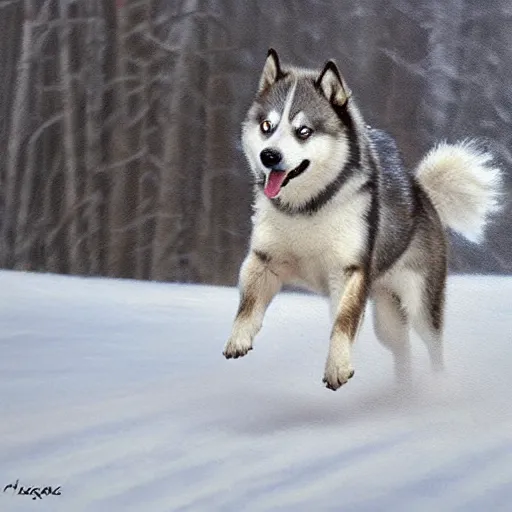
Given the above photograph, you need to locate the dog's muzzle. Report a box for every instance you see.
[263,159,310,199]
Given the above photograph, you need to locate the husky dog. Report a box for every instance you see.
[223,49,501,390]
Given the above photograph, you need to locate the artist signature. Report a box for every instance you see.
[3,479,61,501]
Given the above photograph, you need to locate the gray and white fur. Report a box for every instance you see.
[223,49,502,390]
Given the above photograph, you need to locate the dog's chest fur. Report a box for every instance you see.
[251,189,370,294]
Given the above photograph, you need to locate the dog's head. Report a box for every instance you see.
[242,49,359,209]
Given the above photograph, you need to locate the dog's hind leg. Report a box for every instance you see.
[373,289,411,384]
[411,272,446,373]
[223,250,282,359]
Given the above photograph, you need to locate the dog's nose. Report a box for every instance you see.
[260,148,283,168]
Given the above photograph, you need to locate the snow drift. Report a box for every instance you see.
[1,270,511,511]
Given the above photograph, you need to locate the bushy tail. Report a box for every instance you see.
[415,140,502,243]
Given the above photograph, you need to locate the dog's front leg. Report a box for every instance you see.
[323,267,368,390]
[223,251,281,359]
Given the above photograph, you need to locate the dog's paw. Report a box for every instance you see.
[323,358,354,391]
[223,337,253,359]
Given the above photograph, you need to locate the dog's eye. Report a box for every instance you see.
[260,120,273,134]
[296,126,313,140]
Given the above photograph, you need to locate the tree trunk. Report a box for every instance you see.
[84,0,104,275]
[1,0,34,268]
[58,0,82,274]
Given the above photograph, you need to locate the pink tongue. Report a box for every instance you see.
[264,170,287,198]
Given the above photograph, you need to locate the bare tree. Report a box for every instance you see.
[83,0,105,275]
[1,0,34,268]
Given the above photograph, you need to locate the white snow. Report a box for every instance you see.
[1,270,512,511]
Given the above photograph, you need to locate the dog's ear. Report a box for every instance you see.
[258,48,284,93]
[316,60,351,107]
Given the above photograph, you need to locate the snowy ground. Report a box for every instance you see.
[1,270,512,511]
